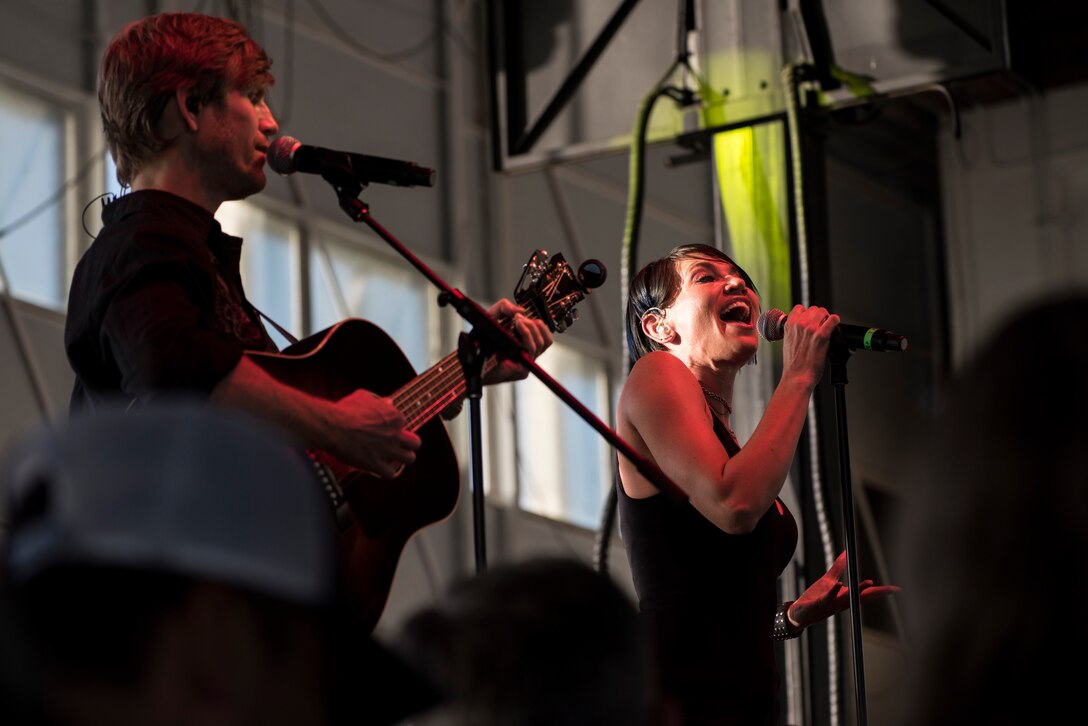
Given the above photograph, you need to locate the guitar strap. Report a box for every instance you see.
[250,308,355,531]
[113,308,295,414]
[254,308,300,347]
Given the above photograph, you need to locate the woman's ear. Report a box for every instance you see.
[641,309,673,344]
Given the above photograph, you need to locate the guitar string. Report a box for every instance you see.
[396,353,473,428]
[404,389,463,429]
[394,351,460,412]
[392,308,531,416]
[390,264,580,429]
[401,356,498,430]
[392,304,546,431]
[395,341,496,430]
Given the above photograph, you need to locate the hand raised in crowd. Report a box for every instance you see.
[480,298,554,385]
[788,550,900,630]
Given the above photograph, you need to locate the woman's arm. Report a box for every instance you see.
[620,305,837,534]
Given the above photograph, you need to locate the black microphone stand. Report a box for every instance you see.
[454,319,490,572]
[826,334,868,726]
[322,173,685,575]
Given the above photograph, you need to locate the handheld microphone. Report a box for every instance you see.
[268,136,436,188]
[757,308,908,352]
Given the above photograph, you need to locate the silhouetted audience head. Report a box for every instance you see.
[394,557,662,726]
[0,403,437,726]
[896,293,1088,726]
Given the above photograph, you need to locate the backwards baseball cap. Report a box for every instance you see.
[0,401,335,606]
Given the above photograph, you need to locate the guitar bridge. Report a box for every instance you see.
[307,450,353,532]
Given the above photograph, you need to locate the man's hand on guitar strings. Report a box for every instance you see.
[481,298,553,385]
[326,389,421,479]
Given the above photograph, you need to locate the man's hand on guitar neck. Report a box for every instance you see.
[480,298,553,385]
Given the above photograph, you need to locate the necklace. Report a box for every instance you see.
[699,385,732,416]
[700,385,738,442]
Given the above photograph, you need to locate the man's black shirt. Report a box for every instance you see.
[65,190,275,412]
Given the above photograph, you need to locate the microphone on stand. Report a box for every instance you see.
[757,308,908,352]
[268,136,436,188]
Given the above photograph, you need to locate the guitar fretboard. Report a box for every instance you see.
[392,337,504,431]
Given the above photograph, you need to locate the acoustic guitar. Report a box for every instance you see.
[246,250,605,629]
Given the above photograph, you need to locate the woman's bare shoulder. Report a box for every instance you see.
[629,350,688,377]
[622,352,699,415]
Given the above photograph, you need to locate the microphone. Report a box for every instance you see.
[757,308,908,352]
[268,136,436,188]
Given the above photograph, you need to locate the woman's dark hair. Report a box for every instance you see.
[626,244,758,363]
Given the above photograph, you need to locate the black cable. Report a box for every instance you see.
[224,0,240,22]
[80,192,115,240]
[593,70,681,575]
[305,0,441,64]
[276,0,296,127]
[0,150,102,242]
[593,0,712,574]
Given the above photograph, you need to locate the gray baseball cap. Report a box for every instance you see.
[0,402,335,606]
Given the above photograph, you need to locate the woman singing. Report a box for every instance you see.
[616,244,897,725]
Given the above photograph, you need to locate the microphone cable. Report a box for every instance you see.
[594,0,711,575]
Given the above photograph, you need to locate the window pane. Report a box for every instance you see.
[217,201,298,350]
[104,152,124,198]
[0,83,66,309]
[514,344,611,528]
[309,241,432,371]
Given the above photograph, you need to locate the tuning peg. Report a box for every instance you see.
[577,259,607,289]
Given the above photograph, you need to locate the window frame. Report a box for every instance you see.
[0,60,102,311]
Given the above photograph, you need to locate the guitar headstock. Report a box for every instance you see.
[513,250,606,333]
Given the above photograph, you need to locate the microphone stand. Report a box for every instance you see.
[323,175,685,575]
[826,335,868,726]
[455,320,488,572]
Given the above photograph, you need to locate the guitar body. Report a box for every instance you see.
[247,319,459,630]
[244,250,604,630]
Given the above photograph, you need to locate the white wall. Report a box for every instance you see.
[941,81,1088,367]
